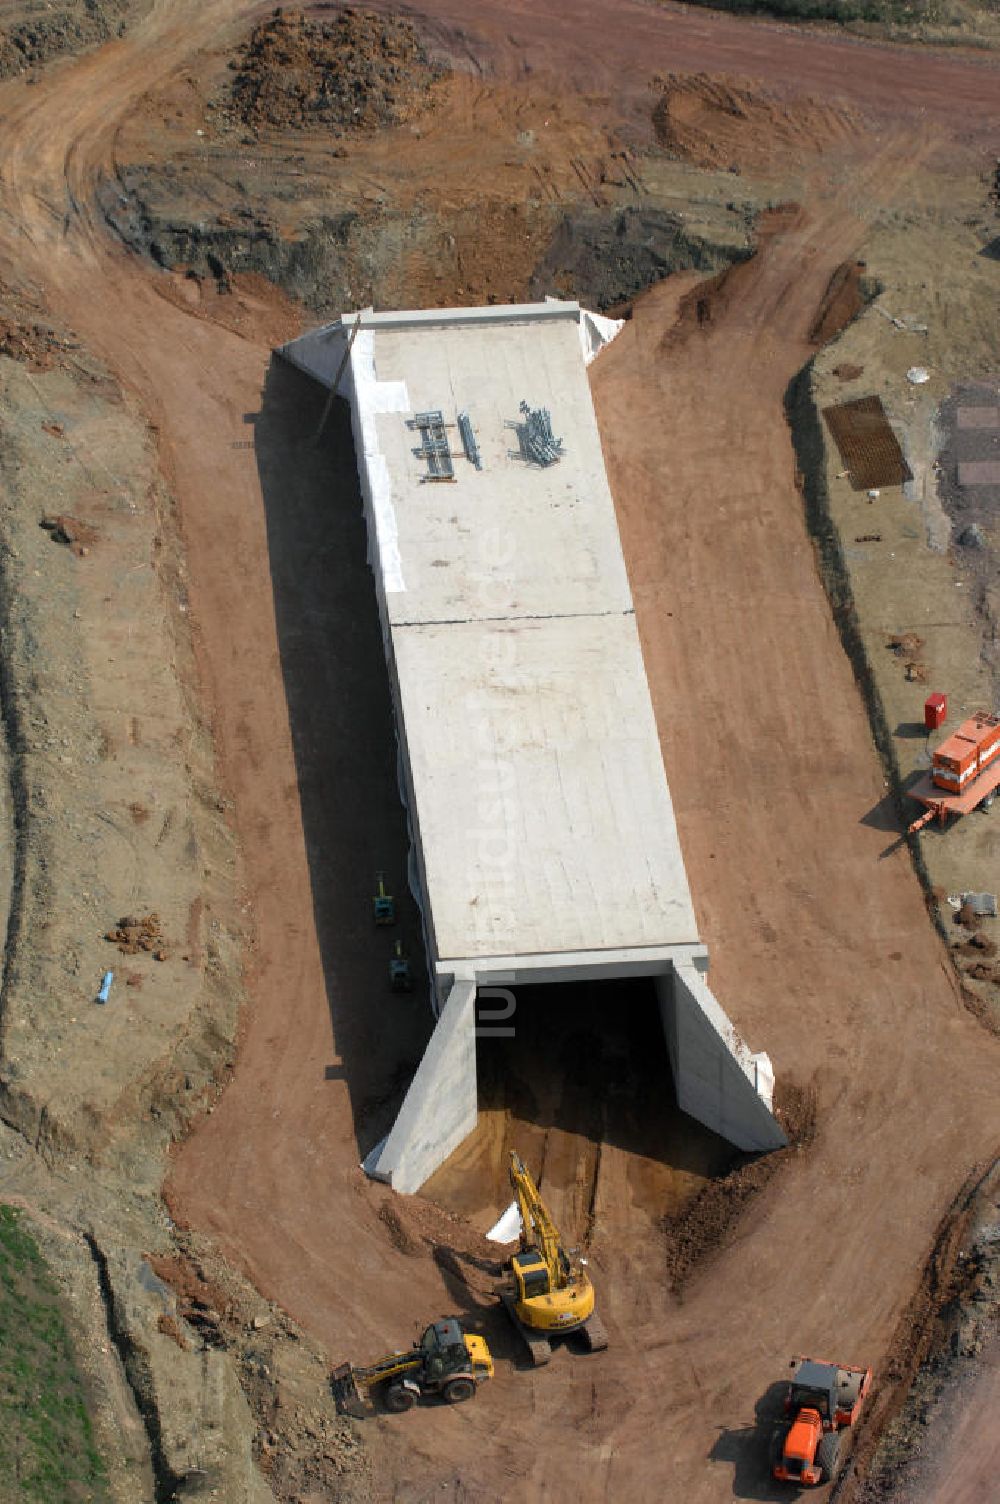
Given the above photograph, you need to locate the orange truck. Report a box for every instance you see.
[771,1357,872,1487]
[908,711,1000,834]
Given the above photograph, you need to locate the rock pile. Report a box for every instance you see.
[228,7,446,135]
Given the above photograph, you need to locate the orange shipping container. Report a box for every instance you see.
[932,713,1000,793]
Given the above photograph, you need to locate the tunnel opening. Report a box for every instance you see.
[422,975,738,1245]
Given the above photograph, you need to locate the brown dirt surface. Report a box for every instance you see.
[667,204,803,337]
[104,912,166,956]
[843,1157,1000,1503]
[0,1,998,1501]
[156,1311,189,1349]
[0,279,83,369]
[0,313,70,366]
[146,1236,374,1502]
[226,7,446,134]
[888,631,926,656]
[809,259,868,345]
[0,0,140,81]
[652,71,860,171]
[663,1078,817,1291]
[39,512,99,556]
[147,1249,234,1325]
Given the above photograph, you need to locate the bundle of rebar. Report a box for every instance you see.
[409,409,454,481]
[518,401,564,466]
[457,410,482,470]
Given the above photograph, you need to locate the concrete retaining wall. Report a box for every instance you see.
[657,964,787,1153]
[372,957,783,1195]
[369,977,478,1194]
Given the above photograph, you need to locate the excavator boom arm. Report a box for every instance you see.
[509,1152,569,1288]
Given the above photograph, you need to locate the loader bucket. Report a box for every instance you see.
[331,1362,370,1419]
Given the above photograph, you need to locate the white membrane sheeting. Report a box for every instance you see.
[348,330,409,593]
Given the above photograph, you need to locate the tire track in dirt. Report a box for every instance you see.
[362,0,1000,134]
[581,131,1000,1499]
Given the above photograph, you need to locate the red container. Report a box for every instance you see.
[925,692,947,731]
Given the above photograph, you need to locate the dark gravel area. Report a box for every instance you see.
[0,0,140,79]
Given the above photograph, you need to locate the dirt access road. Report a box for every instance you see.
[405,0,1000,128]
[1,1,999,1499]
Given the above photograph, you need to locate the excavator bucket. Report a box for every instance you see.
[331,1363,370,1419]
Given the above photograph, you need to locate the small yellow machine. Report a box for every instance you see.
[332,1318,493,1416]
[372,871,395,926]
[389,939,412,992]
[502,1150,607,1365]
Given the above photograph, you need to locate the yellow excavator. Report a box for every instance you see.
[501,1150,608,1365]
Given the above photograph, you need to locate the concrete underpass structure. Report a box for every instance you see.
[280,300,786,1194]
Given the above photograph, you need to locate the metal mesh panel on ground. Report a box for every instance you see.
[822,396,913,491]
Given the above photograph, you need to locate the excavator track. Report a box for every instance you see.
[579,1312,609,1353]
[500,1292,552,1366]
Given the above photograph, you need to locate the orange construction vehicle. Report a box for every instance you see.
[771,1357,872,1487]
[908,711,1000,834]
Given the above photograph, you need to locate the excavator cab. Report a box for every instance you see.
[510,1250,552,1301]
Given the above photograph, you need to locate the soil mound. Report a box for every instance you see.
[0,309,75,368]
[39,513,97,556]
[0,1,131,80]
[663,204,800,344]
[851,1158,1000,1504]
[105,912,172,960]
[652,72,857,171]
[662,1079,817,1291]
[808,260,868,345]
[228,7,446,135]
[529,206,750,313]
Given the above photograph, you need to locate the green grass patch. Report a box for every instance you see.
[678,0,938,21]
[666,0,999,37]
[0,1205,108,1502]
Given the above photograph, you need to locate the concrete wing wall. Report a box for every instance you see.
[658,964,787,1153]
[368,978,478,1194]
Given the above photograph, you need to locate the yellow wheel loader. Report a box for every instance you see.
[331,1318,493,1416]
[501,1150,608,1365]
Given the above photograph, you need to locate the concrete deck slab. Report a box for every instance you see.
[284,303,697,972]
[394,613,699,961]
